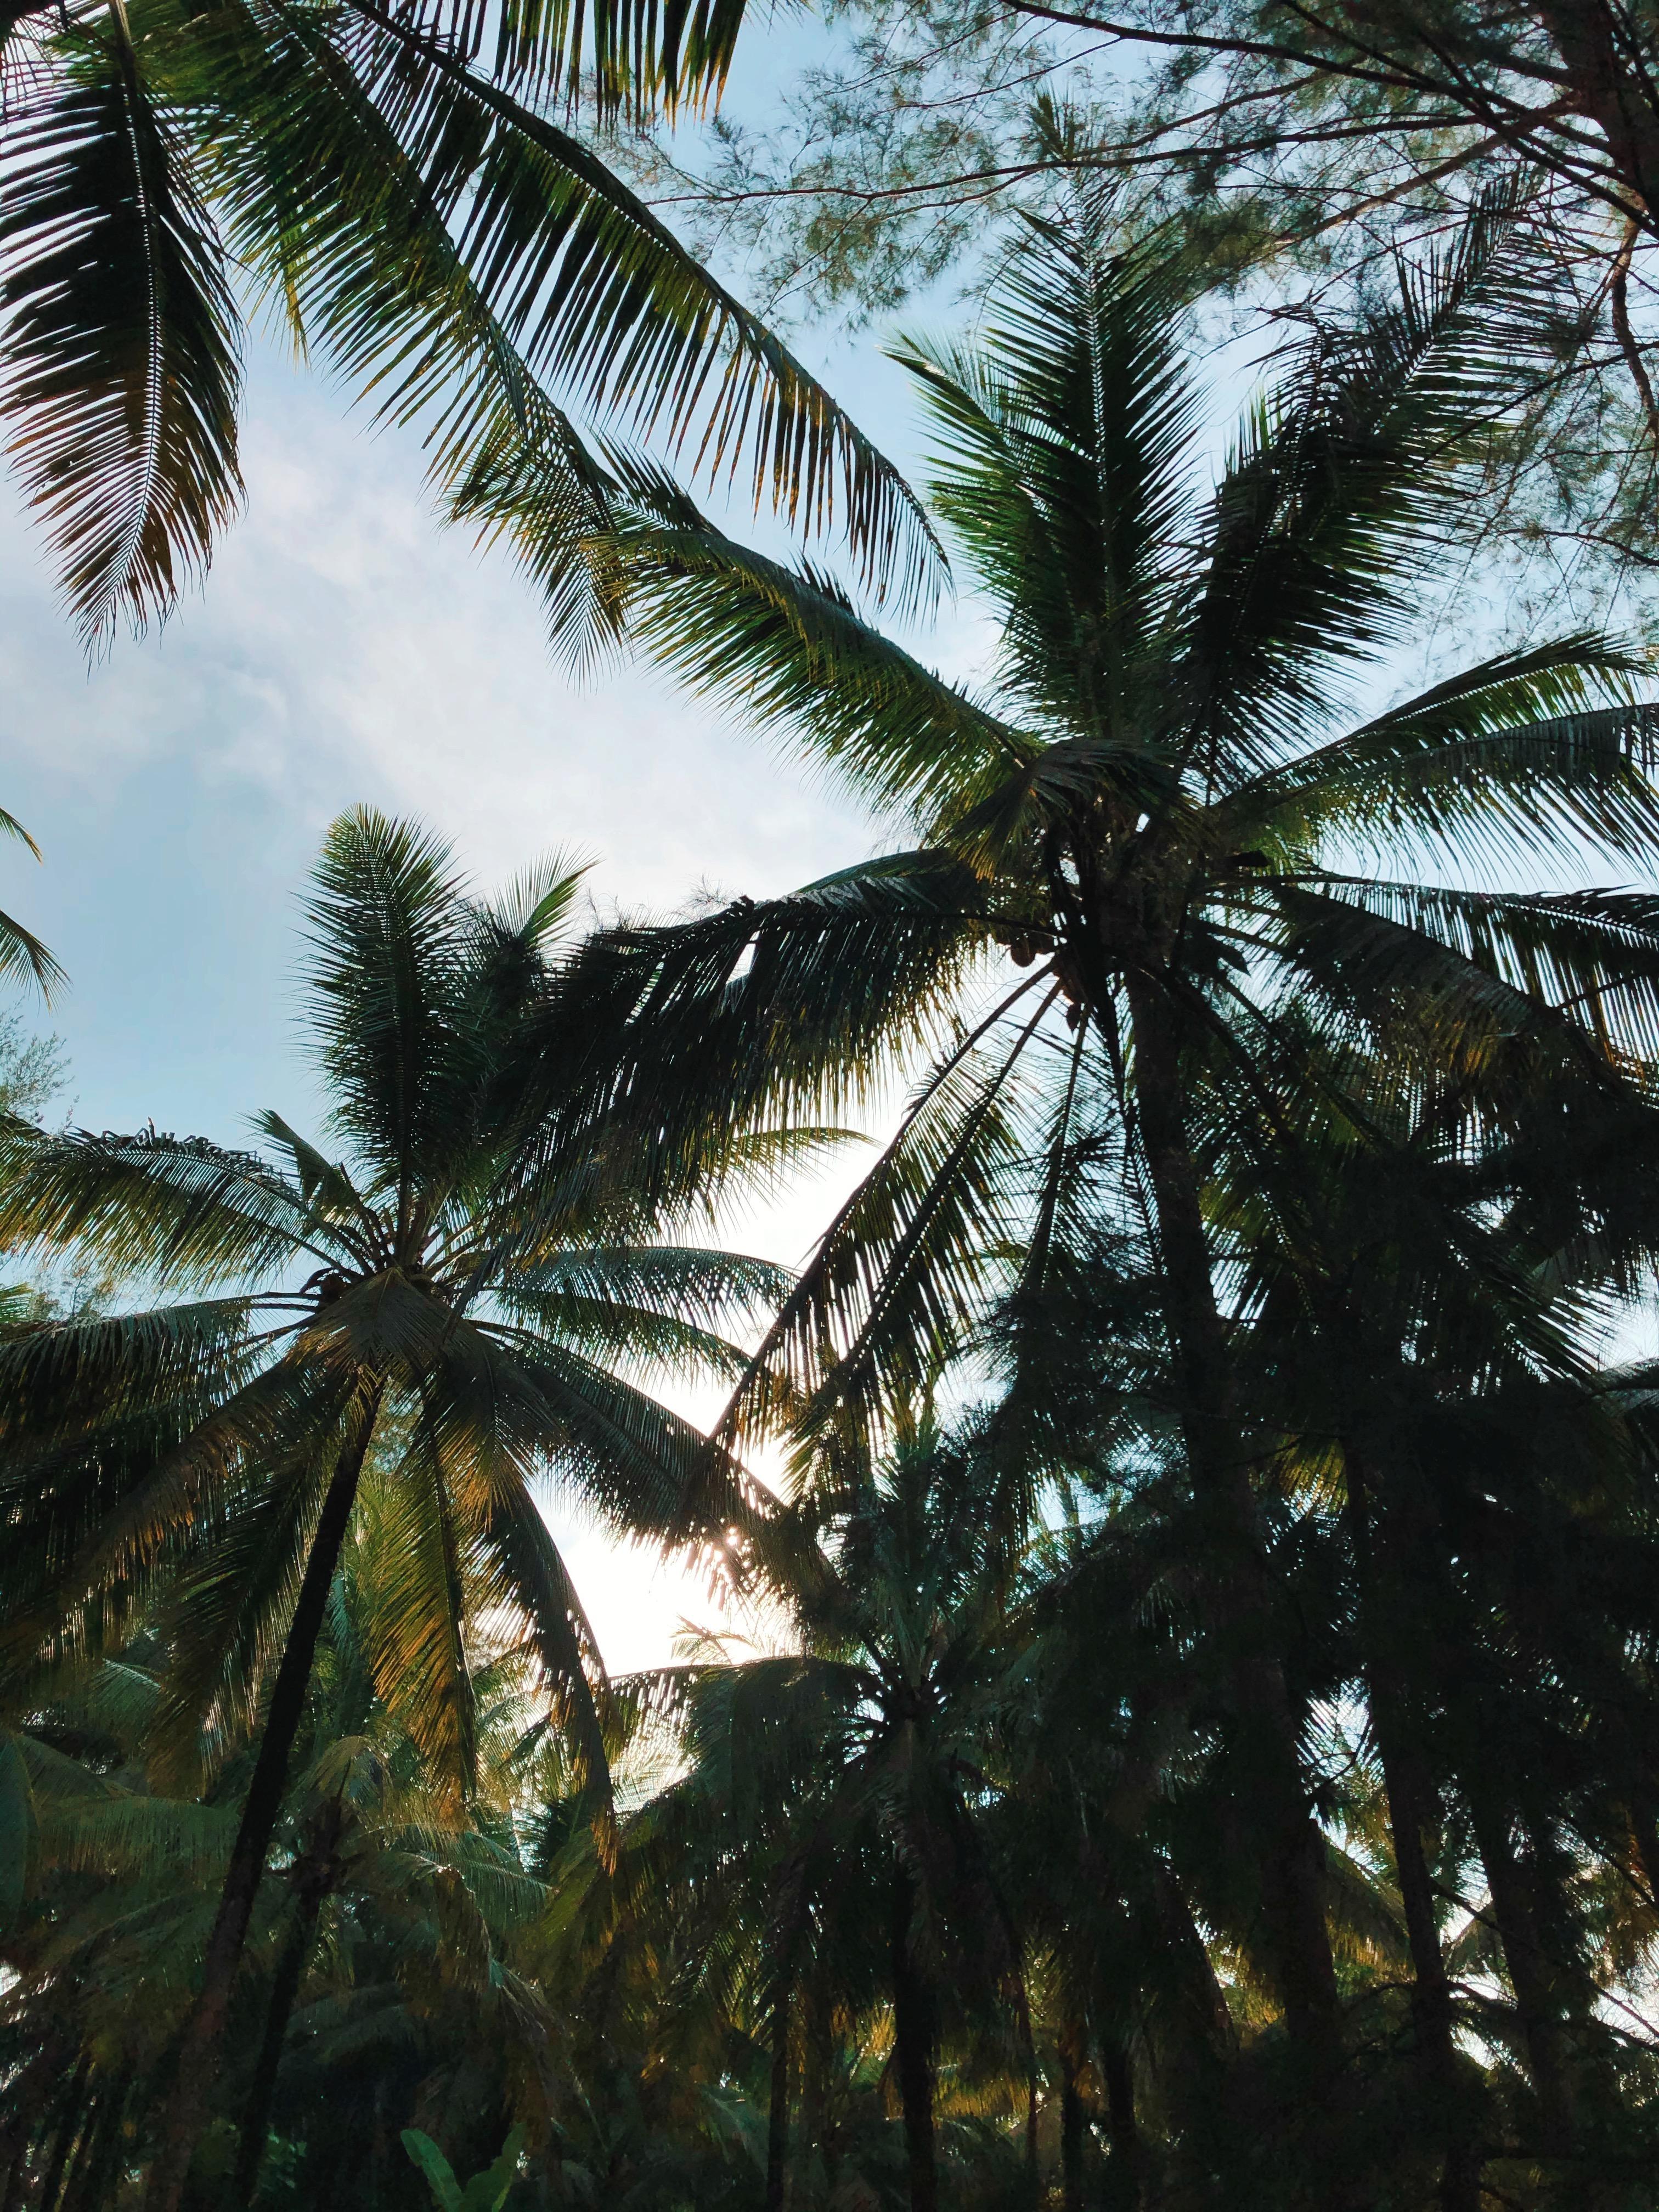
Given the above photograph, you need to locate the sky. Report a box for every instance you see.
[0,175,984,1672]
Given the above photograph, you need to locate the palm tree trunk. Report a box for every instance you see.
[1120,974,1338,2046]
[765,1982,791,2212]
[1059,2049,1086,2212]
[890,1870,936,2212]
[1384,1740,1482,2212]
[1468,1795,1574,2153]
[232,1799,342,2211]
[1101,2044,1141,2211]
[145,1394,381,2212]
[1341,1442,1479,2212]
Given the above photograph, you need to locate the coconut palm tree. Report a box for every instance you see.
[0,0,935,649]
[481,188,1659,2051]
[625,1429,1033,2212]
[0,805,794,2208]
[0,1544,560,2210]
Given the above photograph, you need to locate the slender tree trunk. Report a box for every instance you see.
[1121,975,1338,2046]
[890,1871,936,2212]
[145,1393,382,2212]
[232,1798,342,2210]
[0,2034,70,2212]
[36,2057,89,2212]
[1341,1442,1479,2212]
[765,1982,791,2212]
[1059,2049,1086,2212]
[1101,2043,1142,2211]
[1469,1795,1575,2153]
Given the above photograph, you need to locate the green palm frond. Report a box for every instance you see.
[458,1457,611,1797]
[0,804,62,997]
[719,979,1054,1476]
[0,1300,256,1450]
[0,1121,324,1286]
[0,15,242,644]
[510,1338,762,1546]
[510,1243,788,1315]
[1224,654,1659,868]
[483,0,758,120]
[358,1425,477,1803]
[470,847,593,957]
[32,1784,235,1886]
[459,454,995,799]
[302,808,477,1187]
[0,826,64,1022]
[1175,178,1547,781]
[1266,878,1659,1066]
[219,0,937,602]
[894,213,1197,739]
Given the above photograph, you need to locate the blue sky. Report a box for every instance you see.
[0,340,917,1141]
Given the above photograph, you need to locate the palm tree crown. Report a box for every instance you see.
[490,187,1659,2051]
[0,805,792,2205]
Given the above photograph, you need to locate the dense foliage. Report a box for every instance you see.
[9,9,1659,2211]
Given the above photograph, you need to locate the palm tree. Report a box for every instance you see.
[629,1429,1032,2212]
[0,806,793,2209]
[0,0,936,649]
[489,188,1659,2050]
[0,1548,560,2209]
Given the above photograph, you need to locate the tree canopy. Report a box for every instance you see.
[9,13,1659,2210]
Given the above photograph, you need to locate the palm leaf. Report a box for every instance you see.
[0,1122,328,1285]
[718,976,1055,1476]
[459,454,1001,805]
[483,0,758,119]
[895,210,1198,741]
[1221,649,1659,869]
[219,0,937,602]
[1173,178,1550,783]
[0,15,242,644]
[301,808,478,1194]
[1265,878,1659,1066]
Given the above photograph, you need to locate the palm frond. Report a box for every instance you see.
[301,808,477,1189]
[358,1418,477,1804]
[459,452,1002,810]
[1221,647,1659,870]
[1266,878,1659,1066]
[481,0,759,120]
[0,1121,326,1286]
[0,17,242,644]
[509,1338,765,1551]
[718,978,1056,1477]
[532,854,993,1178]
[221,0,938,602]
[895,207,1198,740]
[1174,178,1551,782]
